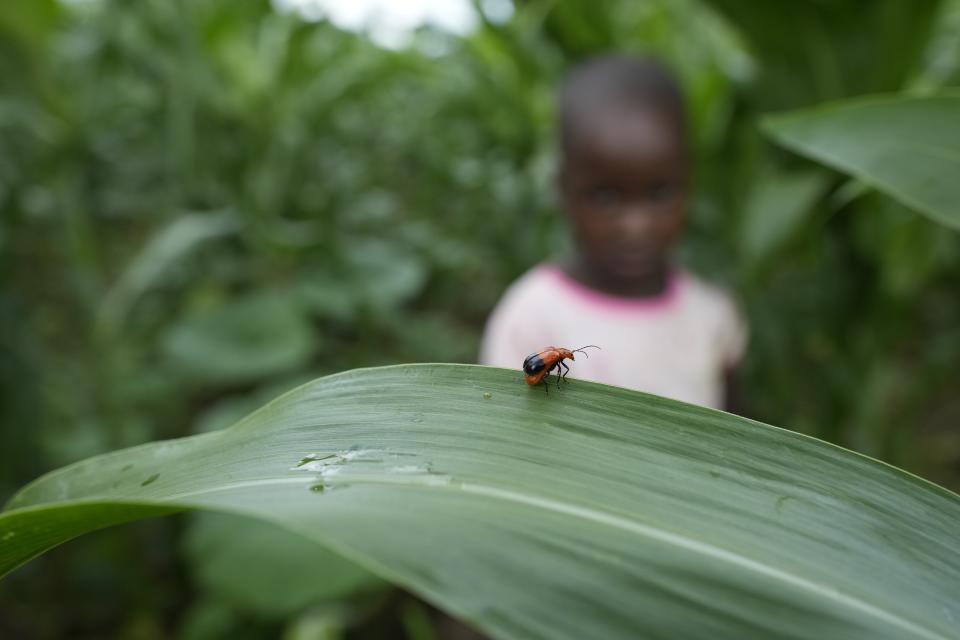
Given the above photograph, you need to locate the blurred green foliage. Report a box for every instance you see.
[764,95,960,230]
[1,0,959,637]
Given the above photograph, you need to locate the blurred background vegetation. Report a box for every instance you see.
[1,0,959,637]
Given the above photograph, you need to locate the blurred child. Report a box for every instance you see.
[480,55,746,411]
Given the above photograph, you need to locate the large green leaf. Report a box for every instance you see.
[2,365,959,639]
[763,94,960,230]
[162,291,316,384]
[184,512,385,616]
[97,212,241,333]
[702,0,942,108]
[739,168,829,267]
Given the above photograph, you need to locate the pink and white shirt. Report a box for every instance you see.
[479,264,747,409]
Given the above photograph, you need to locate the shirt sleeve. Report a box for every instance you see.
[718,295,749,369]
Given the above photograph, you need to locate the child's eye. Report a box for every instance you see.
[647,181,676,203]
[585,187,622,207]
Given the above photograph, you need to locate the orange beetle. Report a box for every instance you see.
[522,345,600,392]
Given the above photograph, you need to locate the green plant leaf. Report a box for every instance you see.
[184,512,385,617]
[702,0,943,107]
[740,168,829,266]
[2,365,959,639]
[162,291,315,384]
[97,212,241,333]
[763,94,960,230]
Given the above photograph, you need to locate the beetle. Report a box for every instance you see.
[522,345,600,392]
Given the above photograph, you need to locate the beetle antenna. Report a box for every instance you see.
[572,345,600,359]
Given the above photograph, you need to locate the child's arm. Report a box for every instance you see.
[724,367,744,416]
[719,296,749,415]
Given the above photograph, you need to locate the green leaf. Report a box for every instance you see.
[763,94,960,230]
[701,0,943,108]
[184,512,385,617]
[2,365,960,639]
[97,212,241,333]
[162,292,315,384]
[740,168,829,266]
[0,0,62,49]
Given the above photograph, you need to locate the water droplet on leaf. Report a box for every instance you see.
[296,453,336,468]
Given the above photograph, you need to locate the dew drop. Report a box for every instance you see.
[1,531,16,542]
[483,392,492,400]
[121,464,133,472]
[141,473,160,487]
[293,448,386,472]
[310,484,326,493]
[296,453,335,468]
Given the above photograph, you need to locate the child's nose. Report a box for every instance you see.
[618,207,658,239]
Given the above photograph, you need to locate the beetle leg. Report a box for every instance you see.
[560,360,570,381]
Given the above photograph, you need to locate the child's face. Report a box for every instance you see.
[560,107,689,284]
